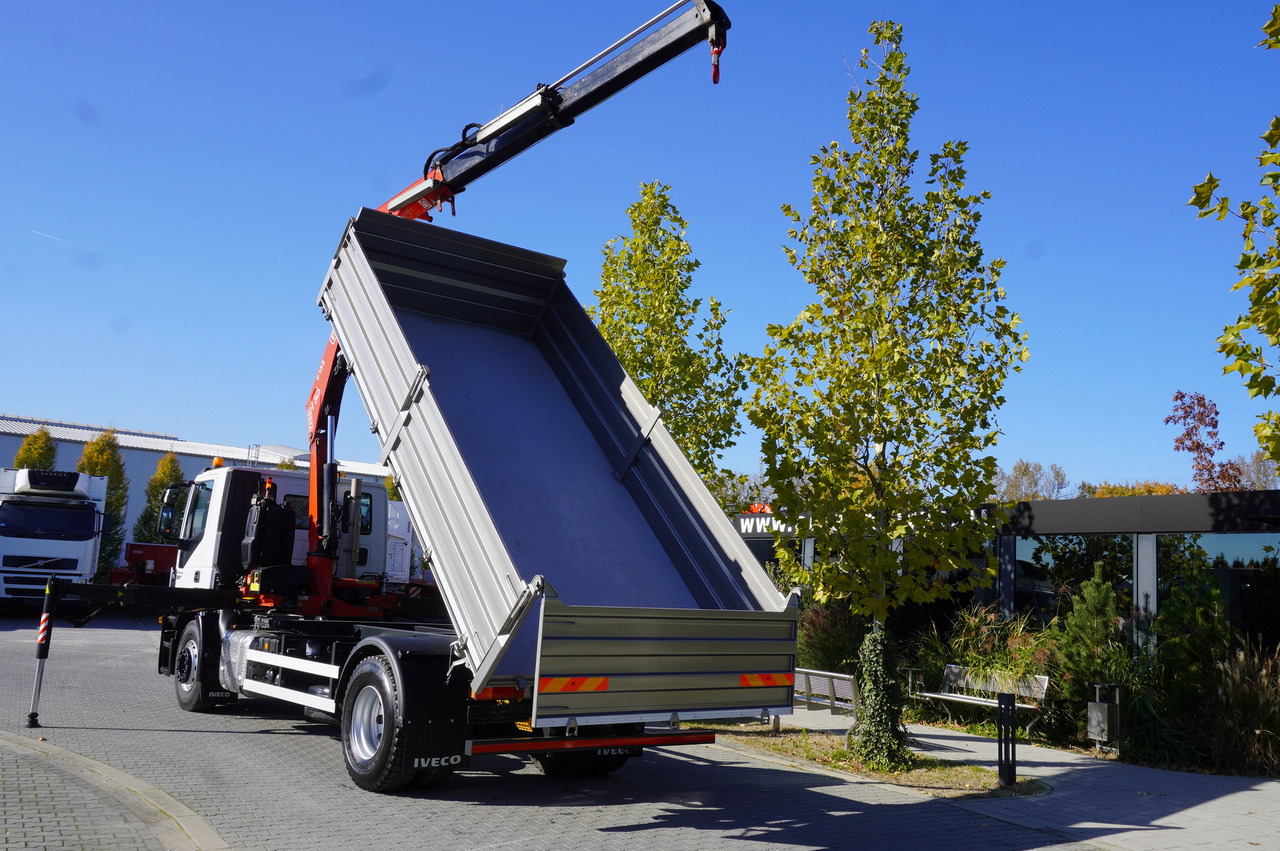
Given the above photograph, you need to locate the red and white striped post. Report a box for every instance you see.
[26,576,61,729]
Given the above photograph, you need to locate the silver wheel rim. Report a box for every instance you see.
[350,684,384,762]
[176,637,199,693]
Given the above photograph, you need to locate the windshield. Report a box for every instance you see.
[0,501,97,540]
[183,482,213,544]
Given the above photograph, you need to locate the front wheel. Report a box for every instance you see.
[342,655,435,792]
[174,621,218,712]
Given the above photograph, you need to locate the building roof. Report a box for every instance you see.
[0,413,388,478]
[1002,489,1280,536]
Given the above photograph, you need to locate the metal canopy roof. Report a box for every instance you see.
[1002,490,1280,536]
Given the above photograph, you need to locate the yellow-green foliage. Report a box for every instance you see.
[13,426,56,470]
[77,430,129,581]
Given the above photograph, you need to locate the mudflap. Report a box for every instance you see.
[158,611,237,703]
[405,722,472,771]
[378,640,474,770]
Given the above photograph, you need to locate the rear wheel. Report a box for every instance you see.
[174,621,217,712]
[589,753,630,775]
[532,723,639,778]
[342,655,448,792]
[531,751,599,778]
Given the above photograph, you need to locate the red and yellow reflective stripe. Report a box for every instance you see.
[538,676,609,693]
[739,673,795,688]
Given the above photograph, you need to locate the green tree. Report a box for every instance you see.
[995,459,1070,502]
[1233,447,1280,489]
[1057,563,1127,706]
[77,430,129,581]
[748,21,1026,621]
[1191,6,1280,462]
[748,22,1026,769]
[132,453,186,544]
[589,181,746,498]
[13,426,57,470]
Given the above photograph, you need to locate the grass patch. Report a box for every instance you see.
[693,721,1047,799]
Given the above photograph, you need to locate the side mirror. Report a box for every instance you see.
[157,482,194,544]
[157,504,177,542]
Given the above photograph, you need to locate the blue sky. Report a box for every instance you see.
[4,1,1278,491]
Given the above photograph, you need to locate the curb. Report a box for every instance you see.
[0,730,229,851]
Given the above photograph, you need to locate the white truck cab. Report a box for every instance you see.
[164,465,387,591]
[0,468,107,600]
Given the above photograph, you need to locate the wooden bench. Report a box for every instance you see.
[909,664,1048,735]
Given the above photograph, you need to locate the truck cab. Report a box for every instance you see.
[0,468,107,601]
[162,465,387,592]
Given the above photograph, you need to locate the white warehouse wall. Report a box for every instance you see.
[0,415,386,566]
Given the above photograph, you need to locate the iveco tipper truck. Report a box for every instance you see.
[30,1,799,793]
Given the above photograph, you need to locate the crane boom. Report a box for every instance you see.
[378,0,729,221]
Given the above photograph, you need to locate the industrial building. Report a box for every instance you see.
[0,413,387,564]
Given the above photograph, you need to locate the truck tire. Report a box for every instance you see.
[174,621,217,712]
[589,753,630,775]
[341,655,429,792]
[531,751,601,778]
[531,750,630,777]
[533,722,637,777]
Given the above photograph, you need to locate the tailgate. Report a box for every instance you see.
[532,588,797,727]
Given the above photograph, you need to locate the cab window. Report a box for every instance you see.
[283,494,310,530]
[183,482,213,544]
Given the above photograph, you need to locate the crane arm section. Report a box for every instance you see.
[304,332,347,598]
[379,1,730,221]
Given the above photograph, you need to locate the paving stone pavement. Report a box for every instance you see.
[0,609,1263,850]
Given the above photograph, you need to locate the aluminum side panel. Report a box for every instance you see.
[320,220,535,677]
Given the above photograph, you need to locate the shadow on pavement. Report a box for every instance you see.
[4,612,1274,851]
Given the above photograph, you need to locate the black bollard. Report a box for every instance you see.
[26,576,62,728]
[996,691,1016,787]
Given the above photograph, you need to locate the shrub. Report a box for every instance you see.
[1207,638,1280,775]
[1155,565,1235,716]
[907,603,1060,733]
[796,601,870,674]
[904,565,1280,774]
[1121,681,1207,769]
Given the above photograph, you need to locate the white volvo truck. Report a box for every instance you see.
[0,468,107,603]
